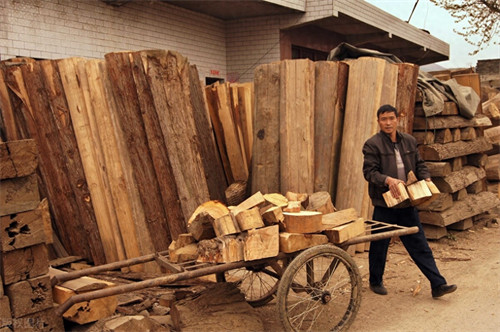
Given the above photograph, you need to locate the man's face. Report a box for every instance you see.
[377,111,398,135]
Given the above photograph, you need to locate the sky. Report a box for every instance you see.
[365,0,499,69]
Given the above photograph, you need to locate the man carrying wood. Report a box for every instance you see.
[362,104,457,298]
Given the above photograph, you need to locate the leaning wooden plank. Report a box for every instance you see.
[188,65,227,202]
[85,60,143,267]
[419,191,500,226]
[279,233,328,253]
[432,166,486,193]
[229,85,249,174]
[321,208,359,229]
[237,82,254,169]
[140,50,210,224]
[418,137,492,161]
[413,114,491,130]
[36,60,104,263]
[324,218,365,244]
[395,63,419,134]
[251,62,281,194]
[58,58,122,264]
[282,211,323,234]
[280,59,315,194]
[313,61,348,195]
[105,51,173,252]
[0,139,37,180]
[129,52,187,242]
[0,66,20,141]
[243,225,279,261]
[0,174,39,217]
[336,57,398,218]
[14,62,100,262]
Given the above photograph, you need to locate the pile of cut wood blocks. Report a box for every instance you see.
[413,70,500,239]
[0,139,64,331]
[168,191,366,264]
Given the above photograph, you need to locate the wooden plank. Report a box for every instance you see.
[422,224,447,240]
[447,218,473,231]
[382,182,410,208]
[36,60,103,263]
[251,62,280,194]
[416,193,453,211]
[452,188,468,201]
[434,128,453,144]
[229,84,249,174]
[11,307,64,332]
[213,214,240,237]
[188,201,229,241]
[484,126,500,144]
[442,101,459,115]
[0,174,39,217]
[460,127,477,140]
[395,63,419,134]
[140,50,210,226]
[313,61,348,196]
[407,180,432,205]
[0,139,37,180]
[105,51,173,253]
[453,73,483,114]
[324,218,365,244]
[231,191,266,216]
[280,59,315,194]
[413,114,491,130]
[234,207,264,231]
[0,66,21,141]
[451,128,461,142]
[85,60,142,266]
[0,201,45,252]
[279,233,328,253]
[188,65,227,202]
[466,178,487,194]
[0,243,48,285]
[282,211,323,234]
[419,191,499,226]
[336,57,397,218]
[467,153,488,167]
[261,206,284,226]
[205,82,248,183]
[5,275,52,318]
[418,137,492,161]
[432,166,486,193]
[58,58,122,264]
[237,83,254,170]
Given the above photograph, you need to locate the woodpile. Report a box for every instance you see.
[170,191,365,265]
[0,139,64,331]
[0,51,229,268]
[414,70,500,239]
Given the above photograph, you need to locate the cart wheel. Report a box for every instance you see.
[216,258,288,307]
[277,245,362,332]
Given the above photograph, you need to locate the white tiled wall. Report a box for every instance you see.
[0,0,227,82]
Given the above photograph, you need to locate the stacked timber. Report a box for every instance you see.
[412,72,500,239]
[0,51,228,268]
[482,92,500,198]
[0,139,64,331]
[169,191,366,264]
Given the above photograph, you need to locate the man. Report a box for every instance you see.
[362,104,457,298]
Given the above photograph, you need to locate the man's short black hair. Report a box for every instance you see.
[377,104,398,118]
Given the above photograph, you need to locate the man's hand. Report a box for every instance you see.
[386,176,404,198]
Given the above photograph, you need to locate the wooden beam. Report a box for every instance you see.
[418,137,492,161]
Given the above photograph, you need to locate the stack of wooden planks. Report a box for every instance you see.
[412,71,500,239]
[204,82,254,185]
[0,51,228,268]
[169,190,367,264]
[482,92,500,197]
[0,139,64,331]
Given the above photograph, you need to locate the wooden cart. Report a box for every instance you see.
[52,220,418,331]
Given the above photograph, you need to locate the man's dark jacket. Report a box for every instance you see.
[362,131,430,207]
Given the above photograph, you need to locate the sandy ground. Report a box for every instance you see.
[256,218,500,332]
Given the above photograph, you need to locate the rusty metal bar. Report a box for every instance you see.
[54,253,288,317]
[51,250,170,286]
[342,226,419,246]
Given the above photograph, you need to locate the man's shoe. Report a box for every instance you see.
[432,284,457,298]
[370,283,388,295]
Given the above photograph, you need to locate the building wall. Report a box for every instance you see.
[0,0,227,81]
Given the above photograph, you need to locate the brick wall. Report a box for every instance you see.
[0,0,227,82]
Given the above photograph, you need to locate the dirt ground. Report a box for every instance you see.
[256,217,500,332]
